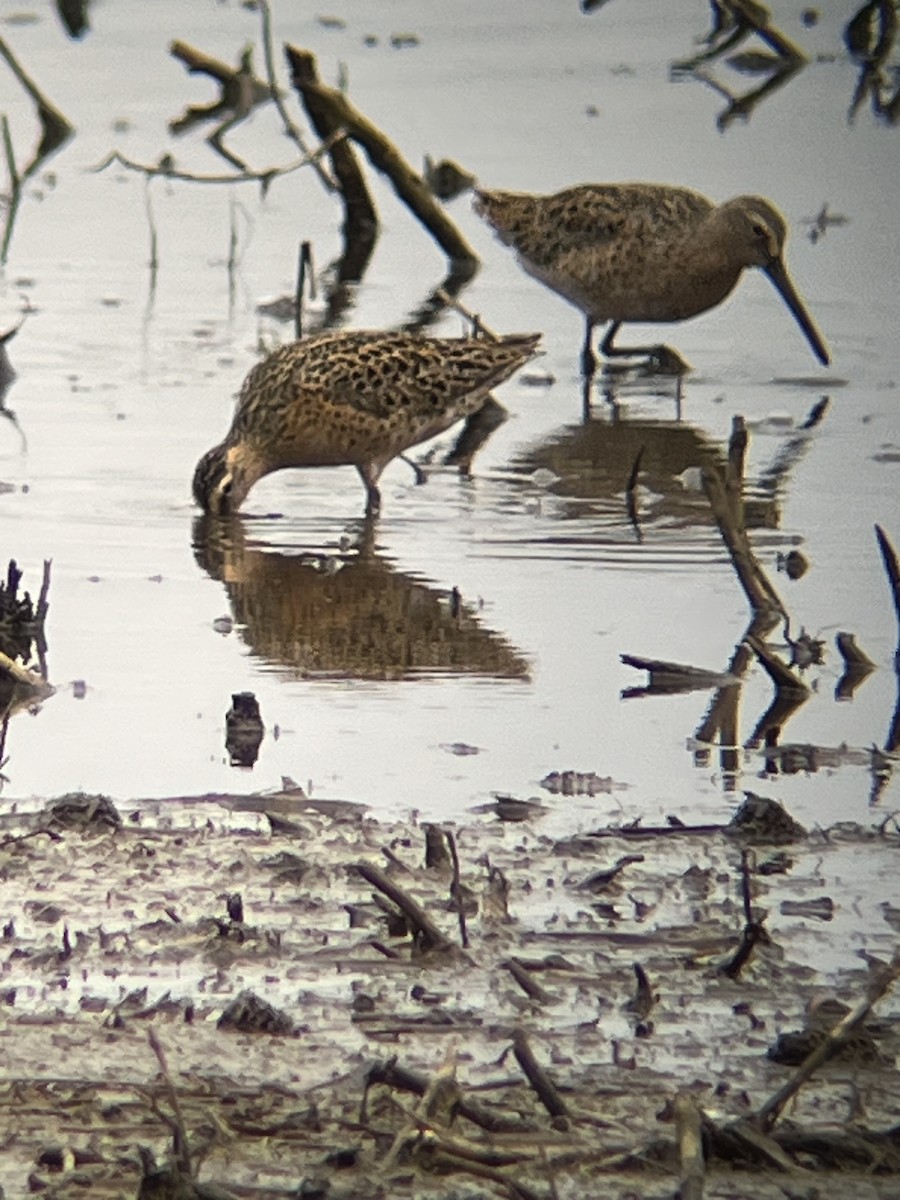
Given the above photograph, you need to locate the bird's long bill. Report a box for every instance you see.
[764,258,830,366]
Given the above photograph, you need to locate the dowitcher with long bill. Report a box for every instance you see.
[474,183,830,375]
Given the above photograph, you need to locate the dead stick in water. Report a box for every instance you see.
[445,829,469,949]
[354,860,455,954]
[875,524,900,648]
[626,961,655,1021]
[502,958,553,1005]
[284,45,379,235]
[295,240,314,339]
[433,288,497,339]
[744,634,808,693]
[169,39,273,131]
[703,463,784,624]
[284,44,477,267]
[511,1027,569,1121]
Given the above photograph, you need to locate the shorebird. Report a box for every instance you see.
[192,329,540,516]
[474,183,830,376]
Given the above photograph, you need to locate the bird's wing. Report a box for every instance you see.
[309,332,536,420]
[480,184,712,268]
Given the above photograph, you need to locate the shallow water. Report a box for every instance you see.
[1,0,898,834]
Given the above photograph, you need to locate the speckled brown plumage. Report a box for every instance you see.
[192,329,540,516]
[474,183,829,374]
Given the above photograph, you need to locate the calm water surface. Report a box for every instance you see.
[1,0,898,832]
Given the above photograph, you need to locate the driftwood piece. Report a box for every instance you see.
[502,958,555,1005]
[744,634,807,694]
[284,45,376,248]
[168,40,274,134]
[703,463,784,627]
[353,860,458,955]
[836,631,877,702]
[364,1059,539,1134]
[284,44,478,267]
[511,1028,569,1122]
[693,638,754,758]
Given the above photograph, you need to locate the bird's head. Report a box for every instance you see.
[723,196,789,269]
[192,443,253,516]
[722,196,830,366]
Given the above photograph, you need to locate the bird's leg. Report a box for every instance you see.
[399,453,427,485]
[443,396,508,476]
[601,322,691,375]
[581,318,598,378]
[356,463,383,515]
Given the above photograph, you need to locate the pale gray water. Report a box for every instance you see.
[1,0,898,833]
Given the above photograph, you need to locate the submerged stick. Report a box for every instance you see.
[433,288,497,340]
[285,44,477,266]
[836,631,876,669]
[0,38,73,264]
[503,958,554,1005]
[364,1059,538,1133]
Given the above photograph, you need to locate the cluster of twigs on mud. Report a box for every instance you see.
[111,802,900,1200]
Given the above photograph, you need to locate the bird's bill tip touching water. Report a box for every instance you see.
[764,258,830,366]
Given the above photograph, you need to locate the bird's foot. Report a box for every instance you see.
[443,397,508,474]
[399,453,427,486]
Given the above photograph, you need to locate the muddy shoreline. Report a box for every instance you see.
[2,791,897,1198]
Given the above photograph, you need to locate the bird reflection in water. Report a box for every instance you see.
[512,413,736,534]
[191,516,529,682]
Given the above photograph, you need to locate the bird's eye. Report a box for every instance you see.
[751,222,767,237]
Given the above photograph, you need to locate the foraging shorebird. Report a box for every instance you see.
[192,329,540,516]
[474,183,830,375]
